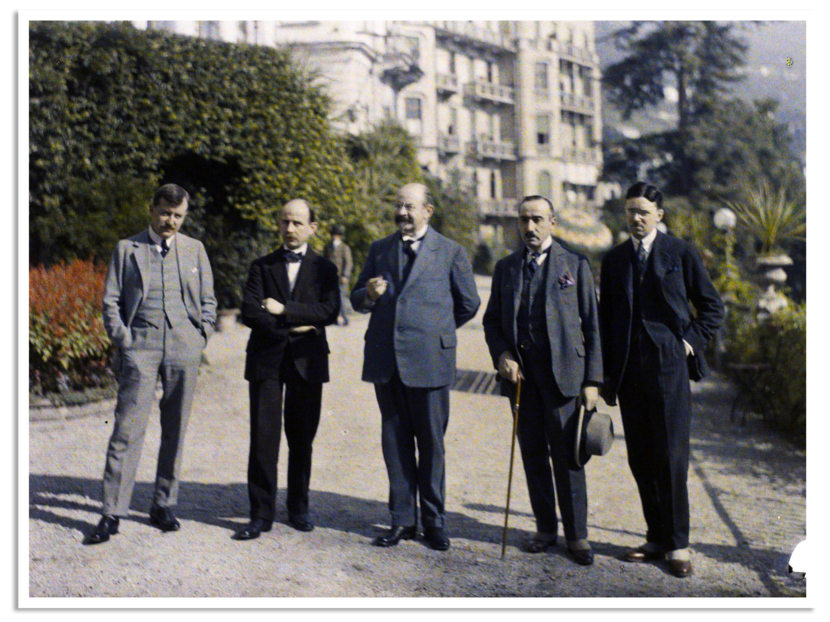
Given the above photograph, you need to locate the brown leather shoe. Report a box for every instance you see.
[623,546,665,563]
[668,558,693,578]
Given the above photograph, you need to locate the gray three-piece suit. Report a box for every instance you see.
[101,229,217,516]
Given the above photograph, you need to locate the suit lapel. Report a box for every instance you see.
[292,249,316,300]
[401,227,436,294]
[545,241,566,324]
[507,251,523,347]
[273,256,291,301]
[650,231,670,281]
[131,230,152,295]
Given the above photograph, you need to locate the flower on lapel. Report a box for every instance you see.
[558,272,576,289]
[190,267,198,273]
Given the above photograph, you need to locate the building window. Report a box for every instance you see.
[449,51,456,74]
[535,62,548,90]
[486,61,494,83]
[536,115,550,145]
[490,170,497,199]
[449,108,458,135]
[238,21,248,43]
[405,98,422,121]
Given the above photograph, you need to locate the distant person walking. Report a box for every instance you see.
[87,183,217,545]
[325,224,353,326]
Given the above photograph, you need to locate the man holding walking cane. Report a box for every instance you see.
[483,196,603,565]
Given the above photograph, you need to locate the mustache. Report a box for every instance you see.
[395,216,413,224]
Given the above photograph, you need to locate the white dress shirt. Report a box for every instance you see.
[148,226,175,256]
[402,224,429,253]
[285,243,308,293]
[525,235,553,265]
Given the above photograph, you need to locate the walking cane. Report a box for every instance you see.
[501,375,522,560]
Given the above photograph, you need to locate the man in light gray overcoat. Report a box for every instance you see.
[86,183,217,545]
[351,183,480,551]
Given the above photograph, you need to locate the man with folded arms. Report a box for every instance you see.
[235,199,340,540]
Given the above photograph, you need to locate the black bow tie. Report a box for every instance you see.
[282,249,304,263]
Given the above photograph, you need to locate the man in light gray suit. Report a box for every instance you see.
[483,196,602,565]
[351,183,480,551]
[86,183,217,545]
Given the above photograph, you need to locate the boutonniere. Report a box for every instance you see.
[558,273,576,289]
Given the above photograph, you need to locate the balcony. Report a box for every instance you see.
[479,198,518,217]
[429,21,516,53]
[467,80,515,106]
[473,138,516,161]
[560,91,595,114]
[561,146,599,164]
[549,40,595,66]
[435,72,460,95]
[438,133,462,155]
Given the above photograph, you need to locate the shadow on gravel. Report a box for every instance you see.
[29,474,540,547]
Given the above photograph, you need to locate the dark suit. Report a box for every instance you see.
[351,227,480,529]
[241,248,340,522]
[599,231,723,551]
[483,240,602,541]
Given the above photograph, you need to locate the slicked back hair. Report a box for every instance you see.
[625,182,663,210]
[153,183,190,208]
[518,195,555,215]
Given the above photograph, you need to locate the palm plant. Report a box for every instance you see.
[724,181,806,256]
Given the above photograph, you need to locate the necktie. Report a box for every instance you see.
[283,249,303,263]
[636,242,648,281]
[526,251,541,277]
[402,239,416,282]
[160,240,170,258]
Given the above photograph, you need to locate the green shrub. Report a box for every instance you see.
[29,21,359,307]
[722,299,806,446]
[29,260,113,394]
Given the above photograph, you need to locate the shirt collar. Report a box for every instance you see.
[525,235,553,257]
[148,226,175,248]
[402,225,429,243]
[283,243,309,257]
[632,228,658,254]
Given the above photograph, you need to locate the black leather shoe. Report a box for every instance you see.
[235,518,273,541]
[289,516,314,532]
[149,505,181,532]
[373,525,417,547]
[84,515,119,545]
[567,547,595,566]
[623,545,665,563]
[423,526,451,551]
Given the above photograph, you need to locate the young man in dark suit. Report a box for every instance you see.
[599,182,724,577]
[483,195,603,565]
[351,183,480,551]
[235,199,340,540]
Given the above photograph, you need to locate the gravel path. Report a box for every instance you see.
[27,277,806,600]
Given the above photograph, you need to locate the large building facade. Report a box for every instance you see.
[134,20,603,247]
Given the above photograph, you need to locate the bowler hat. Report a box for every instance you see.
[574,401,614,468]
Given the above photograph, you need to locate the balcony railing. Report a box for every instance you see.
[561,146,599,164]
[438,133,461,155]
[550,40,595,65]
[479,198,518,217]
[560,91,595,114]
[429,21,516,53]
[435,72,460,94]
[473,138,516,161]
[467,80,515,105]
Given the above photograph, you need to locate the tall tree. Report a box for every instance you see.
[603,22,750,194]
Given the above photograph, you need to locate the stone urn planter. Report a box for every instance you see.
[755,254,793,319]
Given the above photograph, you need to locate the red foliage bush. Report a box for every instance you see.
[29,259,112,393]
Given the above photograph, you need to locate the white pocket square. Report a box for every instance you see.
[190,267,198,273]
